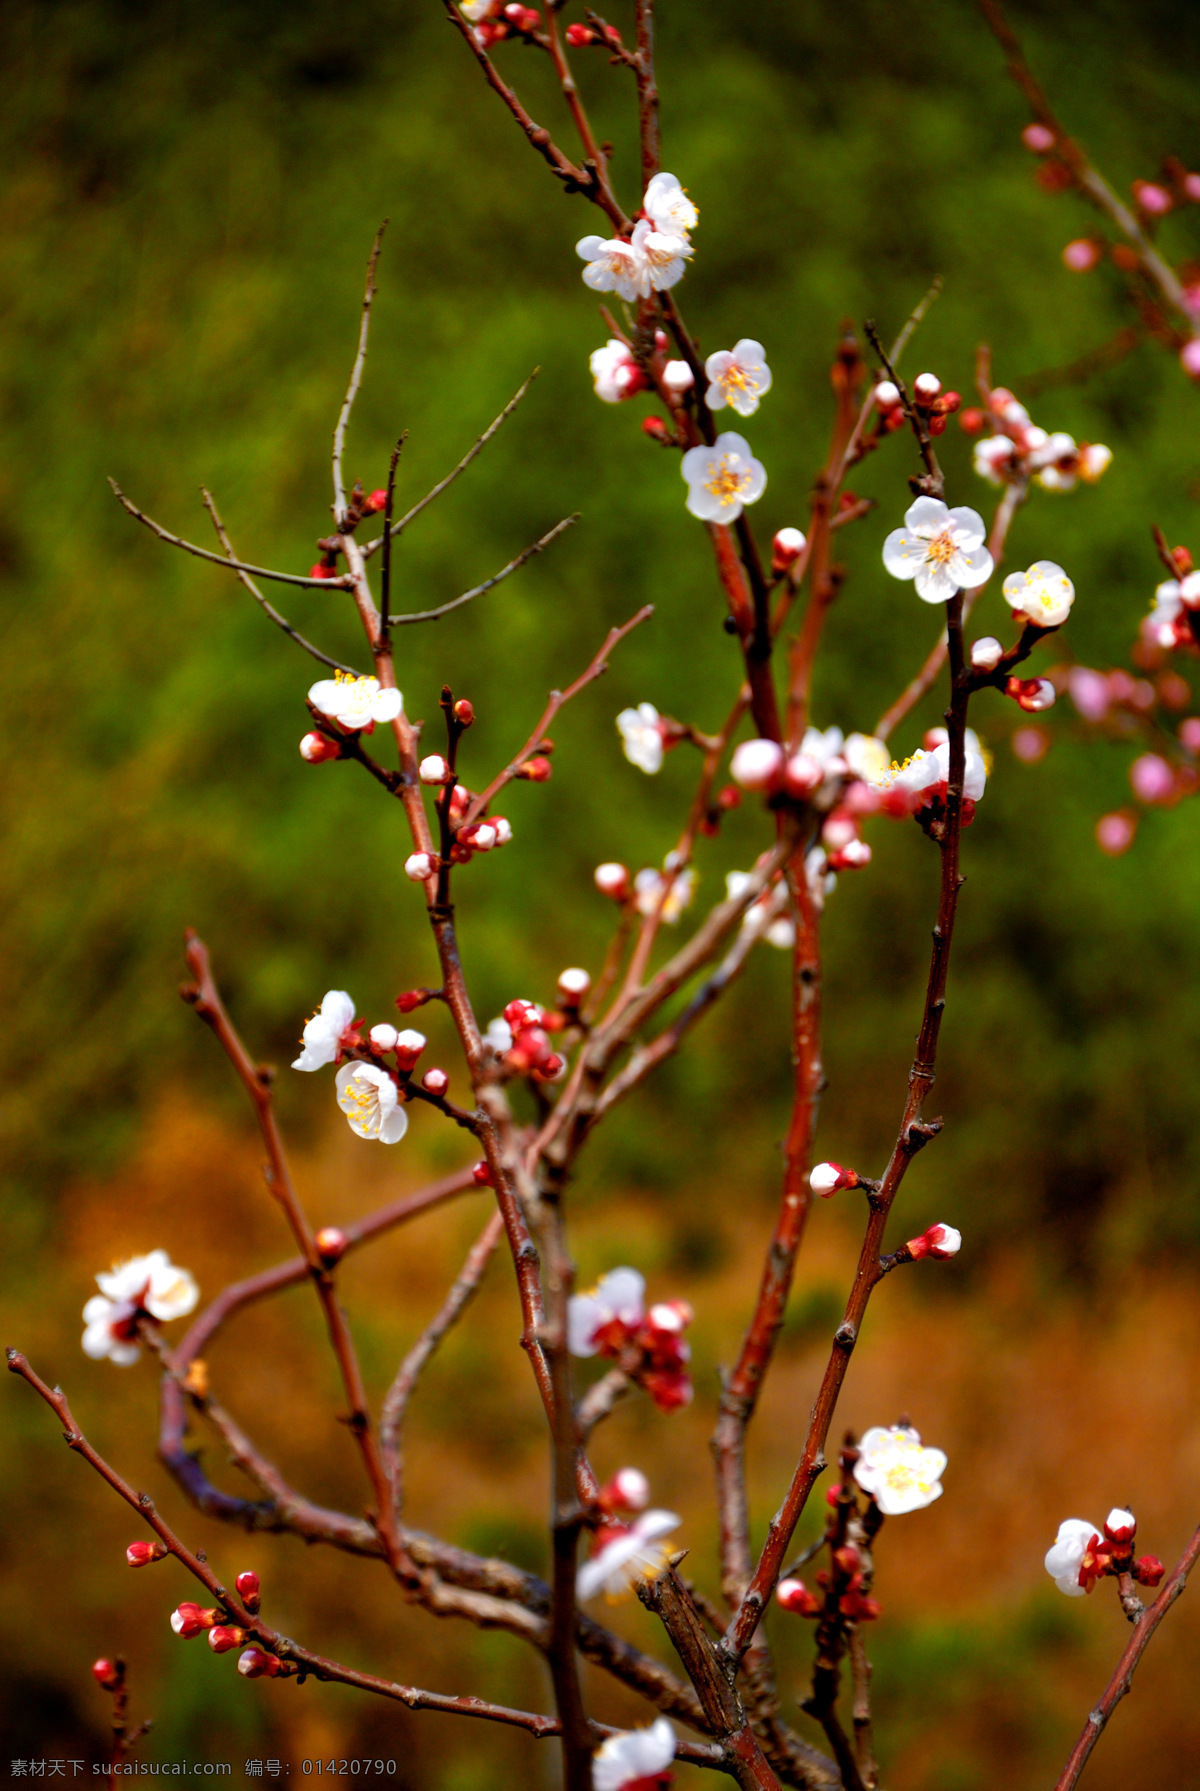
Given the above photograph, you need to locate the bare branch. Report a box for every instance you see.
[110,481,355,590]
[391,514,578,627]
[333,224,387,525]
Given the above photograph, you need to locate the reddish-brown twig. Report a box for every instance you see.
[333,224,387,525]
[109,480,355,589]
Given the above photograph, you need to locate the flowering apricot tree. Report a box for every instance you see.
[10,2,1200,1788]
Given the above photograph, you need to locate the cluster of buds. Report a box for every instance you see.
[459,0,541,46]
[962,387,1111,492]
[819,1537,882,1623]
[488,997,567,1081]
[568,1268,694,1411]
[1144,547,1200,653]
[404,777,513,879]
[1045,1508,1164,1598]
[729,727,886,817]
[564,18,624,49]
[909,371,961,436]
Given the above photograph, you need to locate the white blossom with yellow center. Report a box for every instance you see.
[308,673,403,732]
[1003,560,1076,629]
[643,171,698,238]
[576,1510,682,1602]
[853,1424,947,1515]
[82,1250,199,1367]
[705,340,772,417]
[593,1718,677,1791]
[681,432,767,523]
[882,497,993,603]
[335,1062,408,1144]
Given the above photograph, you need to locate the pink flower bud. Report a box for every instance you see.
[1022,122,1056,153]
[126,1540,166,1567]
[237,1646,282,1678]
[906,1222,962,1260]
[1096,810,1137,855]
[594,861,630,900]
[207,1625,247,1654]
[1180,717,1200,752]
[490,815,513,845]
[309,560,340,580]
[827,839,872,871]
[772,527,807,572]
[1130,752,1175,804]
[1062,237,1101,271]
[662,359,695,395]
[363,489,388,513]
[1068,667,1112,721]
[404,851,434,882]
[461,821,497,852]
[913,372,942,403]
[517,755,553,781]
[300,732,341,763]
[1012,726,1050,764]
[873,380,902,411]
[536,1052,566,1082]
[504,999,541,1029]
[777,1578,821,1616]
[394,1029,427,1069]
[1132,180,1172,215]
[970,636,1005,672]
[472,1160,495,1187]
[1181,340,1200,380]
[1133,1554,1165,1587]
[171,1602,218,1639]
[1104,1507,1136,1543]
[315,1226,347,1265]
[809,1161,859,1198]
[781,750,822,798]
[419,754,451,784]
[821,812,858,851]
[395,988,429,1013]
[565,20,594,43]
[92,1658,124,1691]
[422,1067,449,1097]
[235,1570,261,1609]
[1185,173,1200,202]
[557,966,591,1003]
[1006,676,1056,712]
[731,738,785,792]
[603,1466,651,1513]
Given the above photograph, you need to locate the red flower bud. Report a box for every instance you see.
[641,415,672,444]
[472,1160,495,1187]
[1171,545,1195,576]
[394,989,429,1013]
[300,731,342,764]
[517,755,552,781]
[309,560,340,580]
[1133,1554,1165,1587]
[454,698,475,726]
[362,489,388,513]
[422,1067,450,1097]
[92,1658,124,1691]
[959,407,985,434]
[126,1540,167,1567]
[776,1578,821,1617]
[171,1602,219,1639]
[235,1571,261,1609]
[315,1225,348,1265]
[207,1625,247,1654]
[237,1646,282,1678]
[565,21,595,43]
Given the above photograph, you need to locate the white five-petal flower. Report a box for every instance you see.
[292,990,357,1072]
[871,729,987,805]
[681,432,767,523]
[335,1061,408,1144]
[593,1718,677,1791]
[853,1424,947,1515]
[705,340,772,417]
[591,339,642,404]
[882,497,994,603]
[643,172,698,237]
[1003,560,1076,628]
[308,674,403,732]
[568,1267,646,1357]
[633,863,696,922]
[576,218,692,303]
[82,1250,199,1366]
[577,1511,682,1602]
[617,703,665,774]
[1044,1518,1100,1597]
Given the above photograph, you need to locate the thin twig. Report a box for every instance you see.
[391,515,578,627]
[333,224,387,525]
[378,435,405,649]
[109,481,354,590]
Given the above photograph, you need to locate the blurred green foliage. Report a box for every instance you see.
[3,0,1200,1778]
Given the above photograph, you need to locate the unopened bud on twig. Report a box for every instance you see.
[126,1540,167,1567]
[731,738,785,792]
[300,732,341,763]
[369,1023,399,1052]
[517,755,553,781]
[662,360,695,396]
[912,372,942,403]
[810,1161,859,1198]
[905,1222,962,1260]
[315,1226,347,1266]
[395,988,431,1012]
[394,1030,427,1070]
[419,755,452,785]
[641,415,673,444]
[235,1570,261,1612]
[453,698,475,726]
[171,1602,219,1639]
[92,1658,124,1691]
[404,852,435,883]
[363,489,388,513]
[1022,123,1056,153]
[1133,1554,1165,1586]
[1104,1507,1137,1543]
[827,839,872,871]
[472,1160,495,1187]
[770,528,807,575]
[598,1467,651,1514]
[873,380,902,412]
[1006,676,1056,712]
[237,1646,283,1678]
[422,1068,450,1097]
[594,862,630,900]
[565,21,595,43]
[776,1578,821,1616]
[207,1625,247,1654]
[970,636,1005,672]
[557,966,591,1005]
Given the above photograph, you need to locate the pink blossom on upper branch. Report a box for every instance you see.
[970,388,1111,492]
[308,673,403,732]
[577,1510,682,1602]
[82,1250,199,1366]
[292,989,360,1071]
[1003,560,1076,629]
[853,1425,947,1515]
[681,433,766,523]
[617,703,666,774]
[882,497,993,603]
[592,1717,676,1791]
[591,340,644,404]
[334,1061,408,1144]
[704,340,772,417]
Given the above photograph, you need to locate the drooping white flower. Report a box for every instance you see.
[569,1267,646,1357]
[1003,560,1076,628]
[882,497,994,603]
[292,990,357,1072]
[82,1250,199,1366]
[853,1424,947,1515]
[334,1062,408,1144]
[633,863,695,922]
[643,171,698,238]
[1045,1518,1101,1597]
[308,673,403,732]
[617,703,665,774]
[593,1717,677,1791]
[681,432,766,523]
[705,340,772,417]
[577,1511,681,1601]
[591,339,642,404]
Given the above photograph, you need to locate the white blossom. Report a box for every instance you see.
[681,433,766,523]
[591,339,641,404]
[643,171,698,238]
[1044,1518,1099,1597]
[634,863,695,922]
[882,498,994,603]
[871,729,987,805]
[593,1718,677,1791]
[662,359,694,395]
[973,436,1017,487]
[569,1267,645,1357]
[576,218,691,303]
[82,1250,199,1366]
[484,1016,514,1055]
[1003,560,1076,628]
[844,733,890,782]
[334,1062,408,1144]
[617,703,665,774]
[404,852,434,882]
[725,871,794,950]
[292,990,356,1072]
[705,340,772,417]
[853,1424,947,1515]
[308,674,403,732]
[577,1510,681,1602]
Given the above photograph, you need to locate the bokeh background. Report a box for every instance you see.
[3,0,1200,1783]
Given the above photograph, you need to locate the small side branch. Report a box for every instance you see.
[109,482,354,590]
[333,224,387,525]
[392,514,578,627]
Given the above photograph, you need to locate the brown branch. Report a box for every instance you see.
[461,604,654,827]
[633,0,660,191]
[380,1210,504,1507]
[1051,1520,1200,1791]
[200,489,362,675]
[391,514,578,626]
[109,481,355,590]
[544,7,612,193]
[377,435,405,648]
[862,323,943,498]
[333,224,387,525]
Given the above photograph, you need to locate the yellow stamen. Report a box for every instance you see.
[705,458,752,507]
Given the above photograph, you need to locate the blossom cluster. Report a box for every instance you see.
[577,173,697,304]
[82,1250,198,1366]
[962,386,1111,492]
[291,988,456,1144]
[1044,1507,1163,1597]
[569,1267,694,1411]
